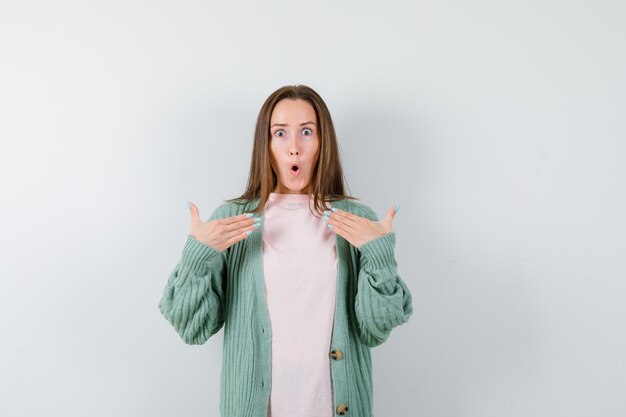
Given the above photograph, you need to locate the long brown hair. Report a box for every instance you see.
[225,84,358,216]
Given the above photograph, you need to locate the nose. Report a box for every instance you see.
[288,138,300,155]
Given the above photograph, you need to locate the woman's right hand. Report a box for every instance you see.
[188,202,260,252]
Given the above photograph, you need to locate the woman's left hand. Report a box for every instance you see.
[324,205,399,249]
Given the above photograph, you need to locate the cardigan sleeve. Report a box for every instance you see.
[158,205,228,345]
[354,205,413,348]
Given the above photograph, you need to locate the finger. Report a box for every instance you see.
[224,228,253,248]
[221,212,257,225]
[223,221,258,241]
[328,211,362,234]
[384,205,399,228]
[219,213,259,233]
[327,220,354,242]
[189,202,201,227]
[329,209,362,225]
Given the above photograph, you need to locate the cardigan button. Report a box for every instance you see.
[336,404,348,415]
[330,349,343,360]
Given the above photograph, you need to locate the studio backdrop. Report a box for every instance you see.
[1,1,624,416]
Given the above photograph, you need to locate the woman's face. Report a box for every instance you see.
[269,98,320,194]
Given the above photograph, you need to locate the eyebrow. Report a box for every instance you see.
[270,121,317,128]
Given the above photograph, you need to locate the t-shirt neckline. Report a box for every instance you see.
[267,192,313,209]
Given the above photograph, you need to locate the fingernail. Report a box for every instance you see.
[245,213,253,218]
[253,223,260,228]
[327,224,333,228]
[323,210,331,216]
[395,205,400,213]
[331,208,338,212]
[323,215,330,221]
[253,217,262,223]
[246,230,253,235]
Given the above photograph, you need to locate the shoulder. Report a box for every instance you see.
[206,199,260,221]
[337,199,379,222]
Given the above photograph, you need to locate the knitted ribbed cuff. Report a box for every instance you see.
[181,234,223,274]
[358,232,397,270]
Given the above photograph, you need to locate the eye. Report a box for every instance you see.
[302,128,313,136]
[274,129,286,137]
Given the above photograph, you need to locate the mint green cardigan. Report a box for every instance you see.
[158,197,413,417]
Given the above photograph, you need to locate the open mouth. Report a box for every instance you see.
[290,164,301,175]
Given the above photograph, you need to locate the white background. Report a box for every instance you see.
[1,1,625,416]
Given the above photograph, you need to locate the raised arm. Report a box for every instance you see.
[354,206,413,347]
[158,205,228,345]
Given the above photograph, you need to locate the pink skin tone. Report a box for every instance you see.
[269,98,320,195]
[268,98,399,248]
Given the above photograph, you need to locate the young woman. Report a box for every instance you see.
[158,85,413,417]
